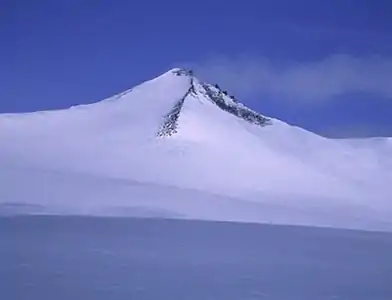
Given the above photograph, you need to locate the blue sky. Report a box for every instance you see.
[2,0,392,137]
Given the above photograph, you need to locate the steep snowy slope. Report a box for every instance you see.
[1,68,391,230]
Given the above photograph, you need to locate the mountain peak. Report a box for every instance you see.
[155,68,272,137]
[152,68,194,80]
[1,67,391,231]
[170,67,194,77]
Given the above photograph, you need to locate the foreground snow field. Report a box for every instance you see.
[1,68,391,231]
[2,216,392,300]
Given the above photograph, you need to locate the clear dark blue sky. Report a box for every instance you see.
[2,0,392,137]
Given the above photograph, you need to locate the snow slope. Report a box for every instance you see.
[1,68,391,231]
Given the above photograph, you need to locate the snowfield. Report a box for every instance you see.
[1,68,391,231]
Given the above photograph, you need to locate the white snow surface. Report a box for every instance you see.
[1,68,391,231]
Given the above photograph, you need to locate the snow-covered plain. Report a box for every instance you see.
[1,68,391,231]
[3,216,392,300]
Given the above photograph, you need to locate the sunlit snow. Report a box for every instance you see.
[1,68,391,231]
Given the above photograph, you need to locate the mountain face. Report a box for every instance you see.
[157,69,271,137]
[1,68,391,231]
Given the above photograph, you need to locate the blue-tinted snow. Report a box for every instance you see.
[1,216,392,300]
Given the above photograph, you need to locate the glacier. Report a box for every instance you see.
[1,68,391,231]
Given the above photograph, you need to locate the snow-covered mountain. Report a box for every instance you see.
[1,68,391,230]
